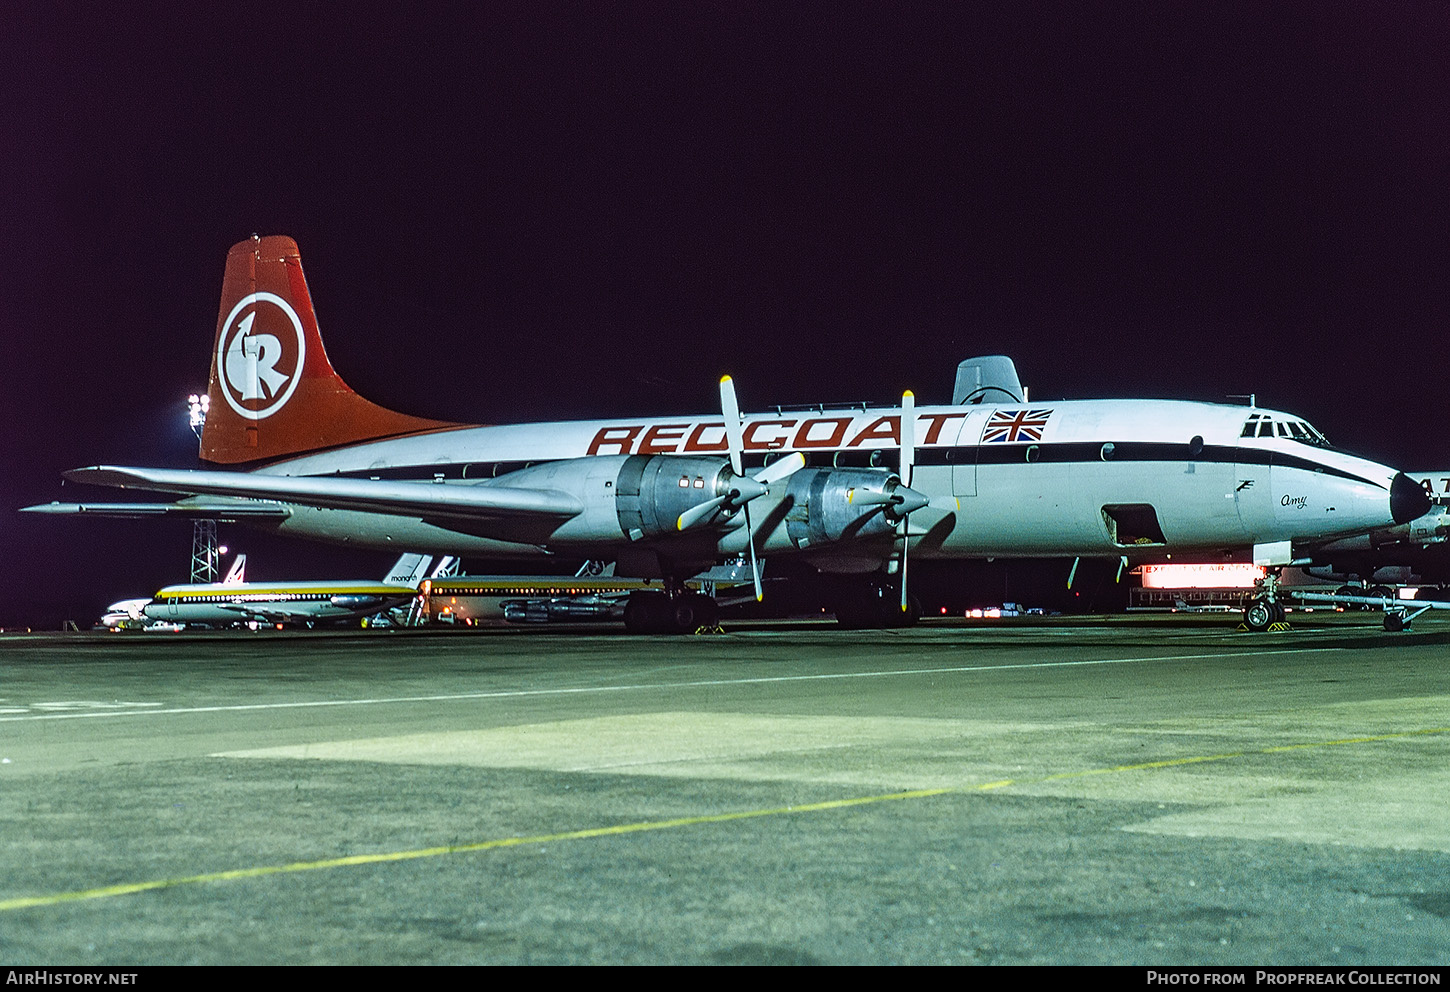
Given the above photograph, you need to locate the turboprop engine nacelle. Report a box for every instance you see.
[486,454,745,545]
[783,467,926,549]
[1407,510,1450,545]
[613,454,746,540]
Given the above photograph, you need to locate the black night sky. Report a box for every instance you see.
[4,2,1448,627]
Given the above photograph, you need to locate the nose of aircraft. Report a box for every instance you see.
[1390,472,1432,524]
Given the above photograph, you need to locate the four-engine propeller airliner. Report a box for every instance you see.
[27,235,1431,633]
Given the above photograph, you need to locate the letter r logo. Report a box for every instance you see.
[217,292,307,420]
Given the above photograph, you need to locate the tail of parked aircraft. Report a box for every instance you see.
[382,553,455,585]
[201,235,467,465]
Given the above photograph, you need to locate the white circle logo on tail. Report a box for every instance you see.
[217,292,306,420]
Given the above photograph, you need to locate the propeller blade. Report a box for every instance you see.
[900,533,910,613]
[900,390,915,488]
[743,502,763,601]
[847,488,896,507]
[754,451,805,485]
[720,375,744,477]
[676,494,730,531]
[899,389,917,614]
[721,375,775,600]
[846,483,929,514]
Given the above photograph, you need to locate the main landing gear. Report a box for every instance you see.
[622,590,720,635]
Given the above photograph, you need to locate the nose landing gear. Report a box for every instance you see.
[1241,570,1288,632]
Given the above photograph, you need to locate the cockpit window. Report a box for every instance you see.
[1240,414,1332,448]
[1297,420,1332,448]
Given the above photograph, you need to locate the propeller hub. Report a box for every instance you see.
[891,485,930,517]
[728,475,768,505]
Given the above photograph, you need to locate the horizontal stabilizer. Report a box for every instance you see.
[21,500,291,521]
[61,466,583,524]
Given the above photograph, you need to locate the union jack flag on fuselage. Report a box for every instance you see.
[982,408,1054,443]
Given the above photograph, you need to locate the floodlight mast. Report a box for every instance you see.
[188,394,209,439]
[186,392,219,582]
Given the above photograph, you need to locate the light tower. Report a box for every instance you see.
[187,393,219,583]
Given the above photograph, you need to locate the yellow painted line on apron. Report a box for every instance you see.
[0,789,958,912]
[4,726,1447,913]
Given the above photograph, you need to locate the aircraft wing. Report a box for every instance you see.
[60,466,583,526]
[21,499,291,521]
[206,603,328,625]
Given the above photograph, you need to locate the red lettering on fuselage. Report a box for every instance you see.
[587,426,643,455]
[743,420,797,450]
[683,422,728,453]
[793,417,852,448]
[588,413,962,455]
[919,412,967,445]
[847,416,899,447]
[639,423,691,454]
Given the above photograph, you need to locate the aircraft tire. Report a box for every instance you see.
[671,594,719,633]
[833,586,884,630]
[888,592,922,628]
[623,598,648,634]
[1242,598,1275,632]
[624,591,672,634]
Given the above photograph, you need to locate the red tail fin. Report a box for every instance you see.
[201,236,468,465]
